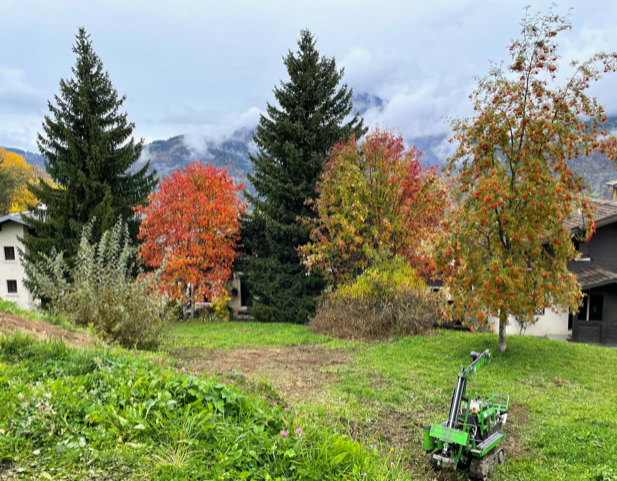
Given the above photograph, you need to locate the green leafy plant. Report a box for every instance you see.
[25,220,174,349]
[0,333,406,480]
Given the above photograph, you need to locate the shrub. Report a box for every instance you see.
[311,257,444,340]
[25,220,174,349]
[514,313,540,335]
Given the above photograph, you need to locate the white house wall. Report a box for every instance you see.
[0,222,34,310]
[489,307,569,337]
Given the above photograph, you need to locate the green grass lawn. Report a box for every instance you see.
[0,333,403,481]
[171,321,617,481]
[3,311,617,480]
[172,320,335,349]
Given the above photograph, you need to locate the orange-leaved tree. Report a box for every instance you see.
[300,128,448,284]
[135,162,246,302]
[434,7,617,352]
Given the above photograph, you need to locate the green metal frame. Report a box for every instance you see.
[422,350,510,470]
[470,433,506,457]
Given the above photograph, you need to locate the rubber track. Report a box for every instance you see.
[469,448,503,481]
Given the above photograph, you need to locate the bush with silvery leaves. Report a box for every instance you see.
[26,219,173,349]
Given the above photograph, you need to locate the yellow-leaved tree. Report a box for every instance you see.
[0,148,54,214]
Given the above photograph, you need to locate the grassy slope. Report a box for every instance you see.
[173,322,617,481]
[0,333,404,481]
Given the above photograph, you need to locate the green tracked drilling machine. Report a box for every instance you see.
[422,349,509,481]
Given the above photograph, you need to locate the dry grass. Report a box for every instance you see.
[0,312,93,348]
[169,344,350,404]
[310,288,441,341]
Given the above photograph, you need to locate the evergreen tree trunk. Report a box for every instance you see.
[498,311,507,353]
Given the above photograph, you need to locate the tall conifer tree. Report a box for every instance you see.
[22,28,156,276]
[243,29,366,323]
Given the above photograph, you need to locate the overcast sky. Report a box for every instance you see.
[2,0,617,152]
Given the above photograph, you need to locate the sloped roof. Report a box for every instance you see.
[566,199,617,232]
[574,265,617,290]
[0,212,29,227]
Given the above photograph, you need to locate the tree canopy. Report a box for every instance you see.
[0,148,54,215]
[136,162,246,303]
[434,7,617,352]
[241,29,367,323]
[22,27,157,280]
[300,129,448,284]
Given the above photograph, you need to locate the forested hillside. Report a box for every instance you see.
[134,127,255,189]
[3,108,616,198]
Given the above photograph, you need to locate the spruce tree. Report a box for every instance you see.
[22,28,156,279]
[243,29,367,323]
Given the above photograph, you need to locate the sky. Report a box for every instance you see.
[2,0,617,152]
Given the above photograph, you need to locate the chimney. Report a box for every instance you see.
[606,180,617,201]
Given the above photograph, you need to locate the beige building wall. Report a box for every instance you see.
[489,307,570,337]
[0,221,35,310]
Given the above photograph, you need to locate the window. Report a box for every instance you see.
[534,306,545,316]
[4,246,15,261]
[6,280,17,294]
[589,295,604,321]
[577,293,603,321]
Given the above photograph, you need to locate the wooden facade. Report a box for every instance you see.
[567,201,617,345]
[570,284,617,344]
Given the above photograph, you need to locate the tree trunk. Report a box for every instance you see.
[190,284,195,319]
[498,310,507,352]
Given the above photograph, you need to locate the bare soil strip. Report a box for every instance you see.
[170,344,350,404]
[0,312,93,348]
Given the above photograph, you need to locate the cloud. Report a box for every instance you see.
[341,48,411,98]
[0,126,38,151]
[361,78,474,141]
[161,105,220,125]
[5,0,617,151]
[160,105,263,154]
[0,67,46,115]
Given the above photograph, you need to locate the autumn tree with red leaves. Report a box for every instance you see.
[135,162,246,302]
[434,7,617,352]
[301,129,448,284]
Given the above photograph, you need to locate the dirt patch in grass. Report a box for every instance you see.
[0,312,93,349]
[171,344,350,403]
[0,460,15,480]
[365,406,424,447]
[502,403,528,459]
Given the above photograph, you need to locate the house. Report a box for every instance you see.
[566,197,617,344]
[492,197,617,344]
[185,271,252,319]
[0,213,35,310]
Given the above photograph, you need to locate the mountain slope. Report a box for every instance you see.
[3,100,616,198]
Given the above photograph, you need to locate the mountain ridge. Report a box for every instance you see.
[3,94,617,198]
